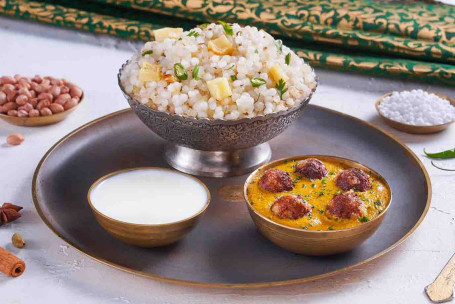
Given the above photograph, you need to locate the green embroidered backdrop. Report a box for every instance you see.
[1,0,455,85]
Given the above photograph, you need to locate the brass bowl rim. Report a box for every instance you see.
[87,167,211,228]
[0,93,85,124]
[375,90,455,129]
[118,60,318,125]
[243,155,393,234]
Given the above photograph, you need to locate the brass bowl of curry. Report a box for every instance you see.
[244,155,392,256]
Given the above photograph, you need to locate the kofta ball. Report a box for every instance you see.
[294,158,328,180]
[258,169,294,193]
[270,195,312,219]
[326,191,367,219]
[335,168,371,192]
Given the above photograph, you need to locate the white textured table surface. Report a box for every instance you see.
[1,17,455,304]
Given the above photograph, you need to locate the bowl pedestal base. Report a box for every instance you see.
[164,142,271,177]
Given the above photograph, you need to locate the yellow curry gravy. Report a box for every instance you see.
[246,158,390,231]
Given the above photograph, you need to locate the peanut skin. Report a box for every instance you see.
[7,134,24,146]
[50,103,64,114]
[40,107,52,116]
[64,98,78,110]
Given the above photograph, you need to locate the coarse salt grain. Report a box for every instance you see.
[378,90,455,126]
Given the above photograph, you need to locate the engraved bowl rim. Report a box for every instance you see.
[118,60,318,126]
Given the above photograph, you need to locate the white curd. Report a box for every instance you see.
[89,169,208,225]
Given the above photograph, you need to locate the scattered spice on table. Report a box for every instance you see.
[6,133,24,146]
[424,148,455,159]
[0,202,23,225]
[0,247,25,277]
[12,233,25,248]
[424,148,455,171]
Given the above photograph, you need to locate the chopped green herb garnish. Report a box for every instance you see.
[226,64,235,70]
[374,199,382,206]
[254,49,259,54]
[311,184,316,188]
[359,216,370,222]
[178,38,182,41]
[329,172,336,175]
[322,178,327,185]
[318,191,324,197]
[250,77,266,87]
[192,64,200,80]
[301,226,308,230]
[218,21,233,35]
[336,190,343,194]
[174,63,188,80]
[275,39,283,54]
[230,75,237,81]
[198,23,210,29]
[275,78,288,99]
[302,184,307,188]
[285,53,290,65]
[318,209,324,214]
[309,223,313,227]
[328,226,334,230]
[187,30,200,37]
[141,50,153,56]
[250,201,254,205]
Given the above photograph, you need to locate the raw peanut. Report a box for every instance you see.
[50,85,61,98]
[17,82,31,90]
[41,79,51,87]
[14,74,22,81]
[3,102,18,111]
[69,85,83,98]
[0,106,5,113]
[64,98,78,110]
[54,93,71,105]
[15,94,29,106]
[50,103,64,114]
[30,90,36,98]
[18,88,32,98]
[36,99,51,110]
[22,103,34,112]
[1,76,16,85]
[7,110,18,116]
[29,98,38,107]
[37,92,53,102]
[72,96,80,103]
[30,82,43,93]
[0,92,6,105]
[40,107,52,116]
[51,78,63,86]
[32,75,43,83]
[3,84,15,94]
[60,86,70,94]
[6,133,24,146]
[12,233,25,248]
[17,110,28,117]
[6,91,17,102]
[29,109,40,117]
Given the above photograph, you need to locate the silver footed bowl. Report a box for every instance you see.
[118,61,317,177]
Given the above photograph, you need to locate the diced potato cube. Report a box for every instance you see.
[207,77,232,101]
[268,63,289,83]
[153,27,183,42]
[138,62,161,82]
[208,35,234,55]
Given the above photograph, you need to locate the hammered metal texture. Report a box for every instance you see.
[118,62,317,151]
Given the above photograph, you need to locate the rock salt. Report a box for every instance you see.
[378,89,455,126]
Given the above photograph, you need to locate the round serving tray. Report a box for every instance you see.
[32,105,431,288]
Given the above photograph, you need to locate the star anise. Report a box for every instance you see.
[0,203,23,226]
